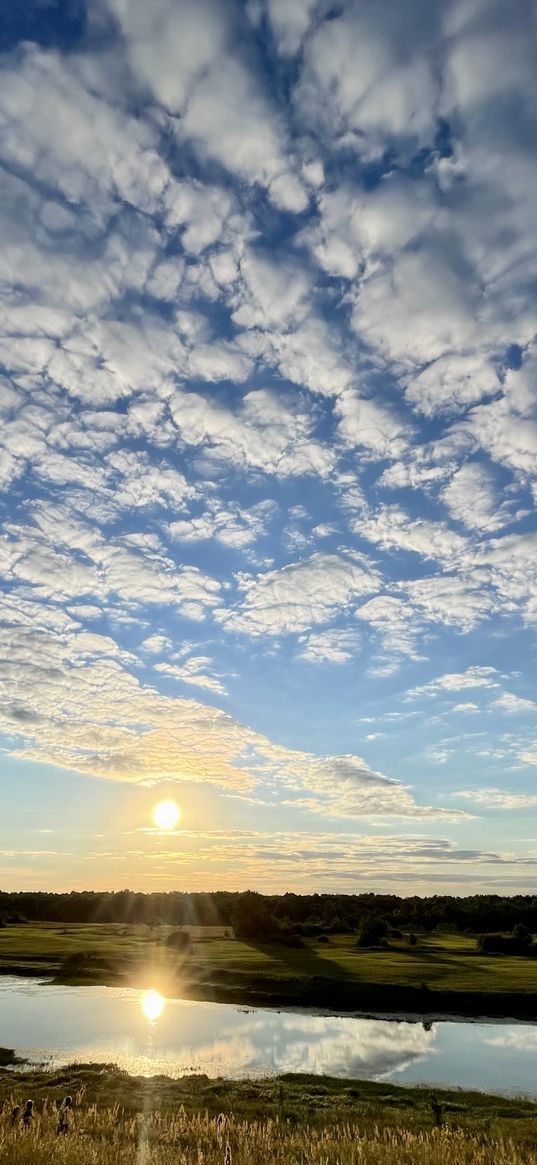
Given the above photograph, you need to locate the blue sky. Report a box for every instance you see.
[1,0,537,894]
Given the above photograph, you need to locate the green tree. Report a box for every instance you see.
[356,914,389,948]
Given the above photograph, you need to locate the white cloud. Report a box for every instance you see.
[336,391,411,460]
[155,657,227,696]
[168,387,335,478]
[170,500,275,550]
[405,353,501,418]
[492,693,537,715]
[2,506,222,615]
[406,666,499,701]
[232,249,311,331]
[111,0,306,209]
[0,588,464,824]
[183,56,307,209]
[239,317,354,397]
[265,0,321,56]
[295,3,438,150]
[299,628,361,664]
[355,596,421,660]
[141,634,172,655]
[219,551,380,636]
[454,788,537,811]
[305,178,435,280]
[0,46,170,224]
[402,576,498,633]
[108,0,229,114]
[352,505,467,564]
[352,246,477,368]
[441,462,508,532]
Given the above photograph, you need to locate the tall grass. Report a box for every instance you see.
[1,1098,535,1164]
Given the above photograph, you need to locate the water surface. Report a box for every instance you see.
[2,976,537,1096]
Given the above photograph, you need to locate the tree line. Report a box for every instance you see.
[2,889,537,937]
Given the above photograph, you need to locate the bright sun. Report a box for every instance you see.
[141,989,165,1022]
[152,799,181,830]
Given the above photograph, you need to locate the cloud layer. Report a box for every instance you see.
[0,0,536,891]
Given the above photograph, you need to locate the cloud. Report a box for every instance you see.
[351,505,467,564]
[335,391,411,460]
[111,0,307,209]
[298,628,361,664]
[141,634,172,655]
[264,0,322,57]
[2,505,222,616]
[454,788,537,811]
[170,499,276,550]
[218,551,380,636]
[155,657,227,696]
[1,0,536,892]
[355,595,422,660]
[294,2,438,151]
[492,692,537,715]
[0,589,464,824]
[168,388,335,478]
[406,667,499,701]
[441,462,509,532]
[401,576,499,633]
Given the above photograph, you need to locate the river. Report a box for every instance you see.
[2,976,537,1095]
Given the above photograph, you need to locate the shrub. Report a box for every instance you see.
[356,914,389,948]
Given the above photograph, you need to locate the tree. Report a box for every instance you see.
[232,892,298,944]
[512,923,532,949]
[356,914,389,948]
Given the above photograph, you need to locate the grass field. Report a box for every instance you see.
[1,923,537,1015]
[2,1065,537,1164]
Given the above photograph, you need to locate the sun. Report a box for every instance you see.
[141,989,165,1022]
[152,798,181,831]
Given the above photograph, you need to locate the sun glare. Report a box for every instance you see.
[152,799,181,830]
[141,989,165,1022]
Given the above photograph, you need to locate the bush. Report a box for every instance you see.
[356,914,389,948]
[477,929,535,955]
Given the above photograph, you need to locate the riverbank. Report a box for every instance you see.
[2,1062,537,1163]
[2,922,537,1020]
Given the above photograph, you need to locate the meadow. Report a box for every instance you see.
[2,1066,537,1164]
[1,923,537,1016]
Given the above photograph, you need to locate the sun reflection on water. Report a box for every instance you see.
[141,989,165,1022]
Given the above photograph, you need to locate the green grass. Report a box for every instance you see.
[1,924,537,1014]
[2,1065,537,1163]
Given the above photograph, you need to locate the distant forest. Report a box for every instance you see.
[2,890,537,936]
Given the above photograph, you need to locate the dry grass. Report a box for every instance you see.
[2,1097,536,1165]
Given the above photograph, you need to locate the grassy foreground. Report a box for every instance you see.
[2,923,537,1017]
[2,1065,537,1164]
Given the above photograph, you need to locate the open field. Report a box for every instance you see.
[1,924,537,1017]
[2,1064,537,1164]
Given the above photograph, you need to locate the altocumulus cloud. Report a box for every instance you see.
[0,0,536,891]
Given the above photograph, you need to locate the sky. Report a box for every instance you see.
[1,0,537,897]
